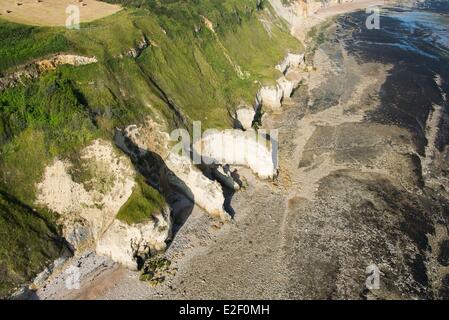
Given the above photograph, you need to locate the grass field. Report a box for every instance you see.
[0,0,122,26]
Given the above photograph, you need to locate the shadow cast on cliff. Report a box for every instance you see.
[113,130,195,246]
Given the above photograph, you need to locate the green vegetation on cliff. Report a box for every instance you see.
[0,0,301,296]
[0,72,98,204]
[117,175,166,225]
[0,191,66,298]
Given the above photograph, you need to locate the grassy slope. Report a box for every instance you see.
[0,0,300,295]
[0,191,66,298]
[0,22,69,73]
[116,175,166,225]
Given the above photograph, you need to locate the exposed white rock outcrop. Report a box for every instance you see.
[118,119,170,158]
[196,129,277,179]
[118,120,229,221]
[37,138,173,270]
[277,76,295,99]
[36,139,135,249]
[124,36,150,59]
[212,165,242,191]
[269,0,350,35]
[165,153,229,221]
[0,54,97,91]
[276,52,305,74]
[258,51,304,111]
[48,54,98,66]
[96,209,171,270]
[268,0,306,33]
[269,0,356,42]
[257,85,284,110]
[234,107,256,130]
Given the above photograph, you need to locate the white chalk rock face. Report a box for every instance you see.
[1,54,98,92]
[117,121,229,221]
[50,54,98,66]
[258,85,284,110]
[269,0,337,34]
[96,209,171,270]
[36,140,136,249]
[165,153,229,221]
[235,107,255,130]
[287,53,305,67]
[277,77,295,99]
[269,0,304,33]
[276,53,304,73]
[197,129,277,179]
